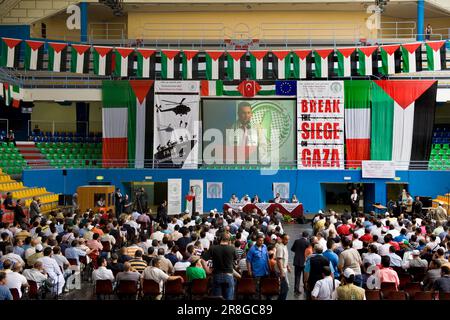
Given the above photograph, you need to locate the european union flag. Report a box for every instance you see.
[275,80,297,96]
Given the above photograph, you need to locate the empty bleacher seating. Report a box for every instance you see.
[36,142,103,169]
[0,142,29,174]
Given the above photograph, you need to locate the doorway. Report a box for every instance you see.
[386,183,409,204]
[321,183,375,213]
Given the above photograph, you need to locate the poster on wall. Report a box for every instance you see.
[207,182,223,199]
[362,161,395,179]
[188,179,204,214]
[297,81,345,169]
[167,178,182,215]
[153,81,200,168]
[273,182,290,199]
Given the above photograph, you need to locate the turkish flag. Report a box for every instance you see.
[238,80,261,97]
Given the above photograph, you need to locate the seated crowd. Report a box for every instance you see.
[0,200,449,301]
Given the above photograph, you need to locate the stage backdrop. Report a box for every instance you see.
[297,81,345,169]
[153,81,200,168]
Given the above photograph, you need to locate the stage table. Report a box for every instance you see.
[223,202,304,218]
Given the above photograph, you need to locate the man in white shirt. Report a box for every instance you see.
[141,257,184,299]
[92,257,114,282]
[4,261,29,298]
[362,244,382,266]
[38,247,65,295]
[199,231,210,250]
[1,246,25,266]
[23,261,48,289]
[311,266,340,300]
[387,246,403,267]
[151,227,165,242]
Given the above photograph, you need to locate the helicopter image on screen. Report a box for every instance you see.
[155,98,192,116]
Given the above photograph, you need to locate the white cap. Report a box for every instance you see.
[343,268,355,278]
[213,208,217,212]
[35,244,43,252]
[318,210,323,214]
[412,250,420,256]
[210,210,214,214]
[185,209,190,214]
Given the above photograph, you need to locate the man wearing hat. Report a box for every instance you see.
[334,268,366,300]
[26,243,44,268]
[403,250,428,269]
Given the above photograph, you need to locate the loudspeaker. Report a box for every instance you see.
[62,169,67,176]
[58,194,65,206]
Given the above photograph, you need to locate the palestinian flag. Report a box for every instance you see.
[336,48,355,77]
[205,51,223,80]
[0,83,3,100]
[425,41,446,71]
[226,51,246,80]
[24,40,44,71]
[401,43,422,73]
[222,80,275,97]
[292,50,311,79]
[102,80,154,168]
[249,50,268,80]
[136,48,155,78]
[93,46,113,76]
[160,50,180,79]
[113,47,134,77]
[344,81,371,168]
[314,49,334,78]
[70,44,90,74]
[3,83,11,106]
[0,38,21,68]
[200,80,223,96]
[357,46,377,76]
[128,80,154,168]
[181,50,198,80]
[272,50,291,79]
[47,42,67,72]
[371,80,437,169]
[379,44,400,75]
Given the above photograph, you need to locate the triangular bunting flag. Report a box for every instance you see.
[336,47,355,77]
[24,40,44,70]
[136,49,155,78]
[70,44,90,74]
[401,43,422,73]
[113,47,134,77]
[48,42,67,72]
[0,38,21,68]
[181,50,198,80]
[93,46,113,76]
[357,46,377,76]
[205,51,223,80]
[226,51,246,80]
[249,50,268,80]
[160,50,180,79]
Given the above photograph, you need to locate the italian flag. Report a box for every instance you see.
[205,51,223,80]
[379,45,399,75]
[200,80,223,96]
[272,50,291,79]
[102,80,154,168]
[344,81,371,168]
[160,50,179,79]
[24,40,44,71]
[314,49,334,78]
[371,80,437,169]
[401,43,422,73]
[425,41,446,71]
[226,51,246,80]
[0,38,21,68]
[113,47,134,77]
[93,46,113,76]
[357,46,377,76]
[136,48,155,78]
[181,50,198,80]
[249,50,268,80]
[70,44,90,74]
[336,48,355,77]
[221,80,275,97]
[292,50,311,79]
[47,42,67,72]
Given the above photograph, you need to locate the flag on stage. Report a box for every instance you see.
[249,50,268,80]
[226,51,246,80]
[401,42,422,73]
[160,50,179,79]
[181,50,198,80]
[379,44,399,75]
[200,80,223,96]
[314,49,334,78]
[336,47,355,77]
[357,46,377,76]
[275,80,297,96]
[425,41,446,71]
[113,47,134,77]
[272,50,291,79]
[205,51,223,80]
[292,50,311,79]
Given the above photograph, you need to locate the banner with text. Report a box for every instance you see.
[362,161,396,179]
[297,81,345,169]
[168,178,182,215]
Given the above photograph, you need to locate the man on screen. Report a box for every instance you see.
[226,101,268,163]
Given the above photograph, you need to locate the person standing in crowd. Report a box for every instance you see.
[246,235,269,294]
[291,231,310,295]
[413,196,423,217]
[204,232,237,300]
[304,243,334,299]
[29,197,41,223]
[338,237,363,287]
[350,189,359,215]
[275,234,290,300]
[114,188,123,217]
[157,201,168,225]
[311,266,340,300]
